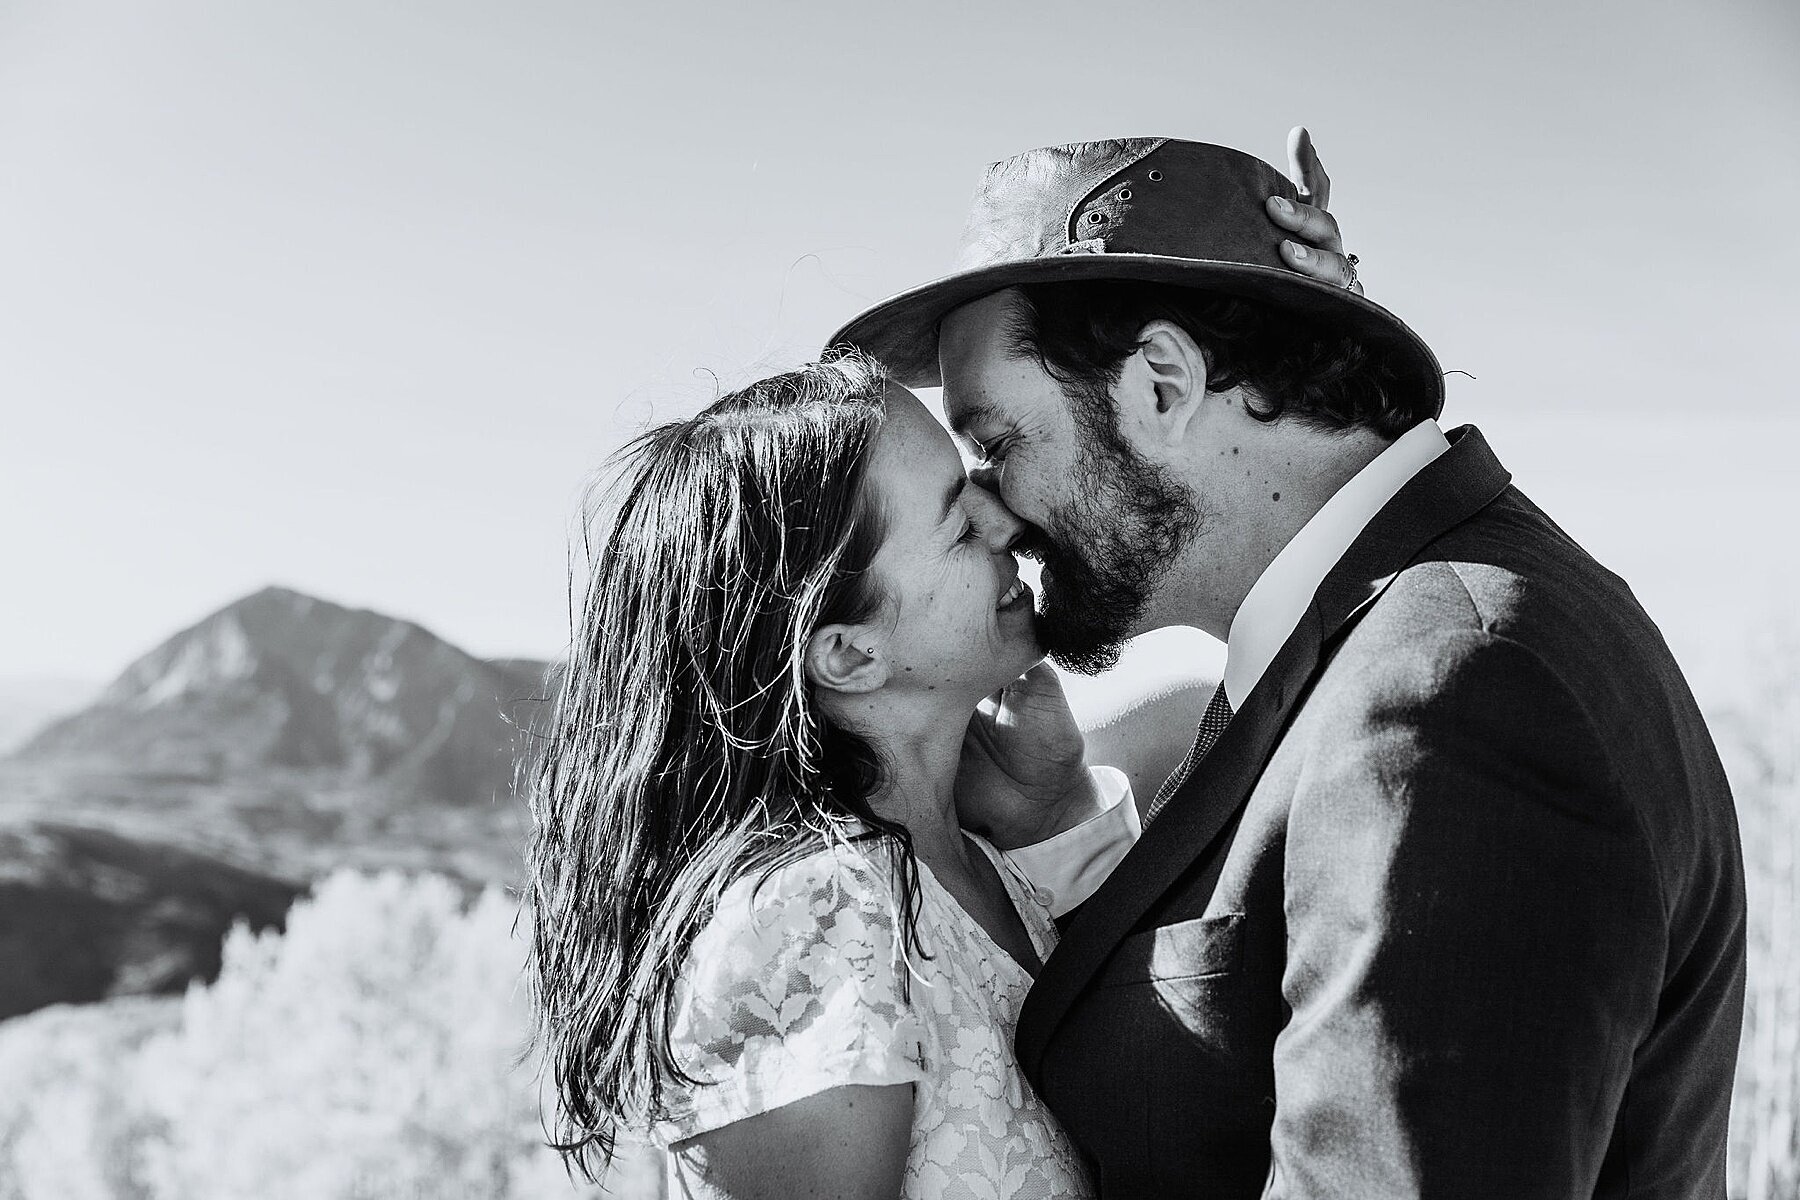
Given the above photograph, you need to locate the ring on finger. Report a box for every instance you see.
[1344,252,1360,292]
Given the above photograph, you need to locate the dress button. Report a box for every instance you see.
[1033,887,1055,907]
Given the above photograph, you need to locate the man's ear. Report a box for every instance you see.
[1116,320,1209,450]
[805,624,889,695]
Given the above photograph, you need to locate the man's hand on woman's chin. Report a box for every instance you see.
[955,662,1104,850]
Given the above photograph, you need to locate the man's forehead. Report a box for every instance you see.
[938,288,1028,432]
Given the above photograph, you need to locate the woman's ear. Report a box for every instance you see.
[806,625,889,695]
[1116,319,1209,450]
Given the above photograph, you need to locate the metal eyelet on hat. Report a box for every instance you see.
[1118,189,1132,201]
[1147,169,1163,181]
[1087,212,1104,223]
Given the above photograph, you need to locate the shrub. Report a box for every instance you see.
[129,870,652,1200]
[1722,636,1800,1200]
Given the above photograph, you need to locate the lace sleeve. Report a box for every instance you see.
[653,841,933,1144]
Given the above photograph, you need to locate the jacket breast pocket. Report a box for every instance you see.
[1101,913,1254,1063]
[1101,913,1244,987]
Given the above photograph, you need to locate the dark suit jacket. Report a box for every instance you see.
[1016,426,1747,1199]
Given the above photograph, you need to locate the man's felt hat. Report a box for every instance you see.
[828,137,1443,414]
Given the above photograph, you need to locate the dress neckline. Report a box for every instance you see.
[913,833,1050,981]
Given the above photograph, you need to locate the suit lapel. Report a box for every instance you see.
[1016,425,1514,1078]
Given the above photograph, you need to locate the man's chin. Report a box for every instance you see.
[1044,644,1123,676]
[1033,558,1152,675]
[1037,611,1131,676]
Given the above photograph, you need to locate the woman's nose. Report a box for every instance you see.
[969,461,1002,492]
[969,480,1026,551]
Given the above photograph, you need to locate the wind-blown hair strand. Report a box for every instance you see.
[524,349,918,1180]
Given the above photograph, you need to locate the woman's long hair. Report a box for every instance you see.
[524,349,919,1178]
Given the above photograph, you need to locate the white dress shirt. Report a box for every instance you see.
[1005,419,1451,916]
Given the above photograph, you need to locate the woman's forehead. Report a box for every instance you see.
[872,386,966,514]
[881,385,957,454]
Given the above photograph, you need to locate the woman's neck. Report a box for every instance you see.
[859,701,978,872]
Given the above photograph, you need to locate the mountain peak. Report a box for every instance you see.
[232,583,321,613]
[104,586,378,710]
[12,587,549,805]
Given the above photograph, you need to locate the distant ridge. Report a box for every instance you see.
[16,585,553,808]
[0,822,302,1021]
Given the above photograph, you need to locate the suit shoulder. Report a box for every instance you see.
[1312,618,1608,765]
[1312,491,1735,923]
[1365,492,1674,700]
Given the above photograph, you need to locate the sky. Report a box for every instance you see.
[1,0,1796,706]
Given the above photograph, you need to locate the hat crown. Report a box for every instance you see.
[826,134,1442,415]
[954,138,1302,275]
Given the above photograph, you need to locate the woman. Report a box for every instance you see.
[528,351,1104,1198]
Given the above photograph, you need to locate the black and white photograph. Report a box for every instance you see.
[2,1,1796,1197]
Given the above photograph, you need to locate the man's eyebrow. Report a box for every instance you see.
[946,397,1003,436]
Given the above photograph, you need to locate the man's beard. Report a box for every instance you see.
[1020,438,1201,675]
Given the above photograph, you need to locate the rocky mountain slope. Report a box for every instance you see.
[0,586,557,1018]
[16,586,550,807]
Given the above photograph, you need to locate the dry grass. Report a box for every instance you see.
[1721,642,1800,1200]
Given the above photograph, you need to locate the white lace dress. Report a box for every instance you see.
[650,829,1094,1199]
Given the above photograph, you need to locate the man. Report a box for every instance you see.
[831,134,1746,1198]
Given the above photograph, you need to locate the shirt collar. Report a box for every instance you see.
[1222,419,1451,709]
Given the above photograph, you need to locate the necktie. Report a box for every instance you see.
[1144,682,1234,826]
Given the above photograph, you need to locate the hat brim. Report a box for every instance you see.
[827,254,1444,415]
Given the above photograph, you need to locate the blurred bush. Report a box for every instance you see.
[1722,638,1800,1200]
[0,871,661,1200]
[0,997,177,1200]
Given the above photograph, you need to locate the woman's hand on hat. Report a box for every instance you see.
[1265,126,1364,295]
